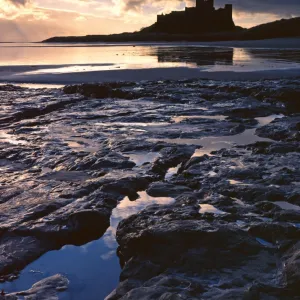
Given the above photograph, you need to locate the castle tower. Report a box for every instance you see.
[225,4,233,14]
[196,0,203,8]
[207,0,214,9]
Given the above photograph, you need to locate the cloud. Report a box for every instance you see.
[0,5,144,41]
[0,0,299,41]
[215,0,300,17]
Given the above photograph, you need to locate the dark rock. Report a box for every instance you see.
[248,223,300,244]
[65,209,110,245]
[64,84,110,98]
[283,242,300,290]
[151,145,196,176]
[146,182,191,198]
[256,116,300,142]
[6,274,68,299]
[0,234,52,276]
[109,195,274,299]
[63,83,138,99]
[273,89,300,114]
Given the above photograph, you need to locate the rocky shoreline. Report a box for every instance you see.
[0,79,299,299]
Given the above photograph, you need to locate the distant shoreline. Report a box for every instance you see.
[43,17,300,44]
[1,38,300,49]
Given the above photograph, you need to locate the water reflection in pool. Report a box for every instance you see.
[124,152,161,167]
[0,191,174,300]
[161,114,284,157]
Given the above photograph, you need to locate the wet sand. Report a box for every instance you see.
[1,66,300,84]
[192,37,300,49]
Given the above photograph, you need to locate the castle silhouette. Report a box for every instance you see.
[154,0,235,33]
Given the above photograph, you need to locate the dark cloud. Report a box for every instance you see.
[8,0,31,6]
[123,0,300,17]
[215,0,300,16]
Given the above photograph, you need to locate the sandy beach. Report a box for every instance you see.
[1,65,300,84]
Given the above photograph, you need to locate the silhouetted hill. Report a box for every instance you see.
[242,17,300,40]
[43,17,300,43]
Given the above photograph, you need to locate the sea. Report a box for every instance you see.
[0,41,300,86]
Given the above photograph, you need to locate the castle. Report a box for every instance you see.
[155,0,235,34]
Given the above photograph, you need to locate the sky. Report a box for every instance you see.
[0,0,299,42]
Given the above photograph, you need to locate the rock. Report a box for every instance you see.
[256,116,300,142]
[248,223,300,244]
[65,209,110,245]
[64,84,111,98]
[283,242,300,291]
[7,274,68,299]
[0,235,52,276]
[151,145,196,176]
[273,89,300,114]
[63,83,138,99]
[109,195,274,299]
[146,182,192,198]
[1,78,300,298]
[100,176,150,198]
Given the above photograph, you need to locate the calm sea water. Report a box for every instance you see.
[0,42,300,72]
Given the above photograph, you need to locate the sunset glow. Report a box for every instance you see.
[0,0,299,41]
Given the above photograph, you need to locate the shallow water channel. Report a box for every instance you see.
[162,114,284,157]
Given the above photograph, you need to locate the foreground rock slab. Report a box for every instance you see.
[109,146,300,298]
[0,79,299,298]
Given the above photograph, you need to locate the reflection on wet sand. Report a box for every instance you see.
[162,114,284,157]
[154,47,234,66]
[1,44,300,79]
[150,46,300,70]
[247,48,300,64]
